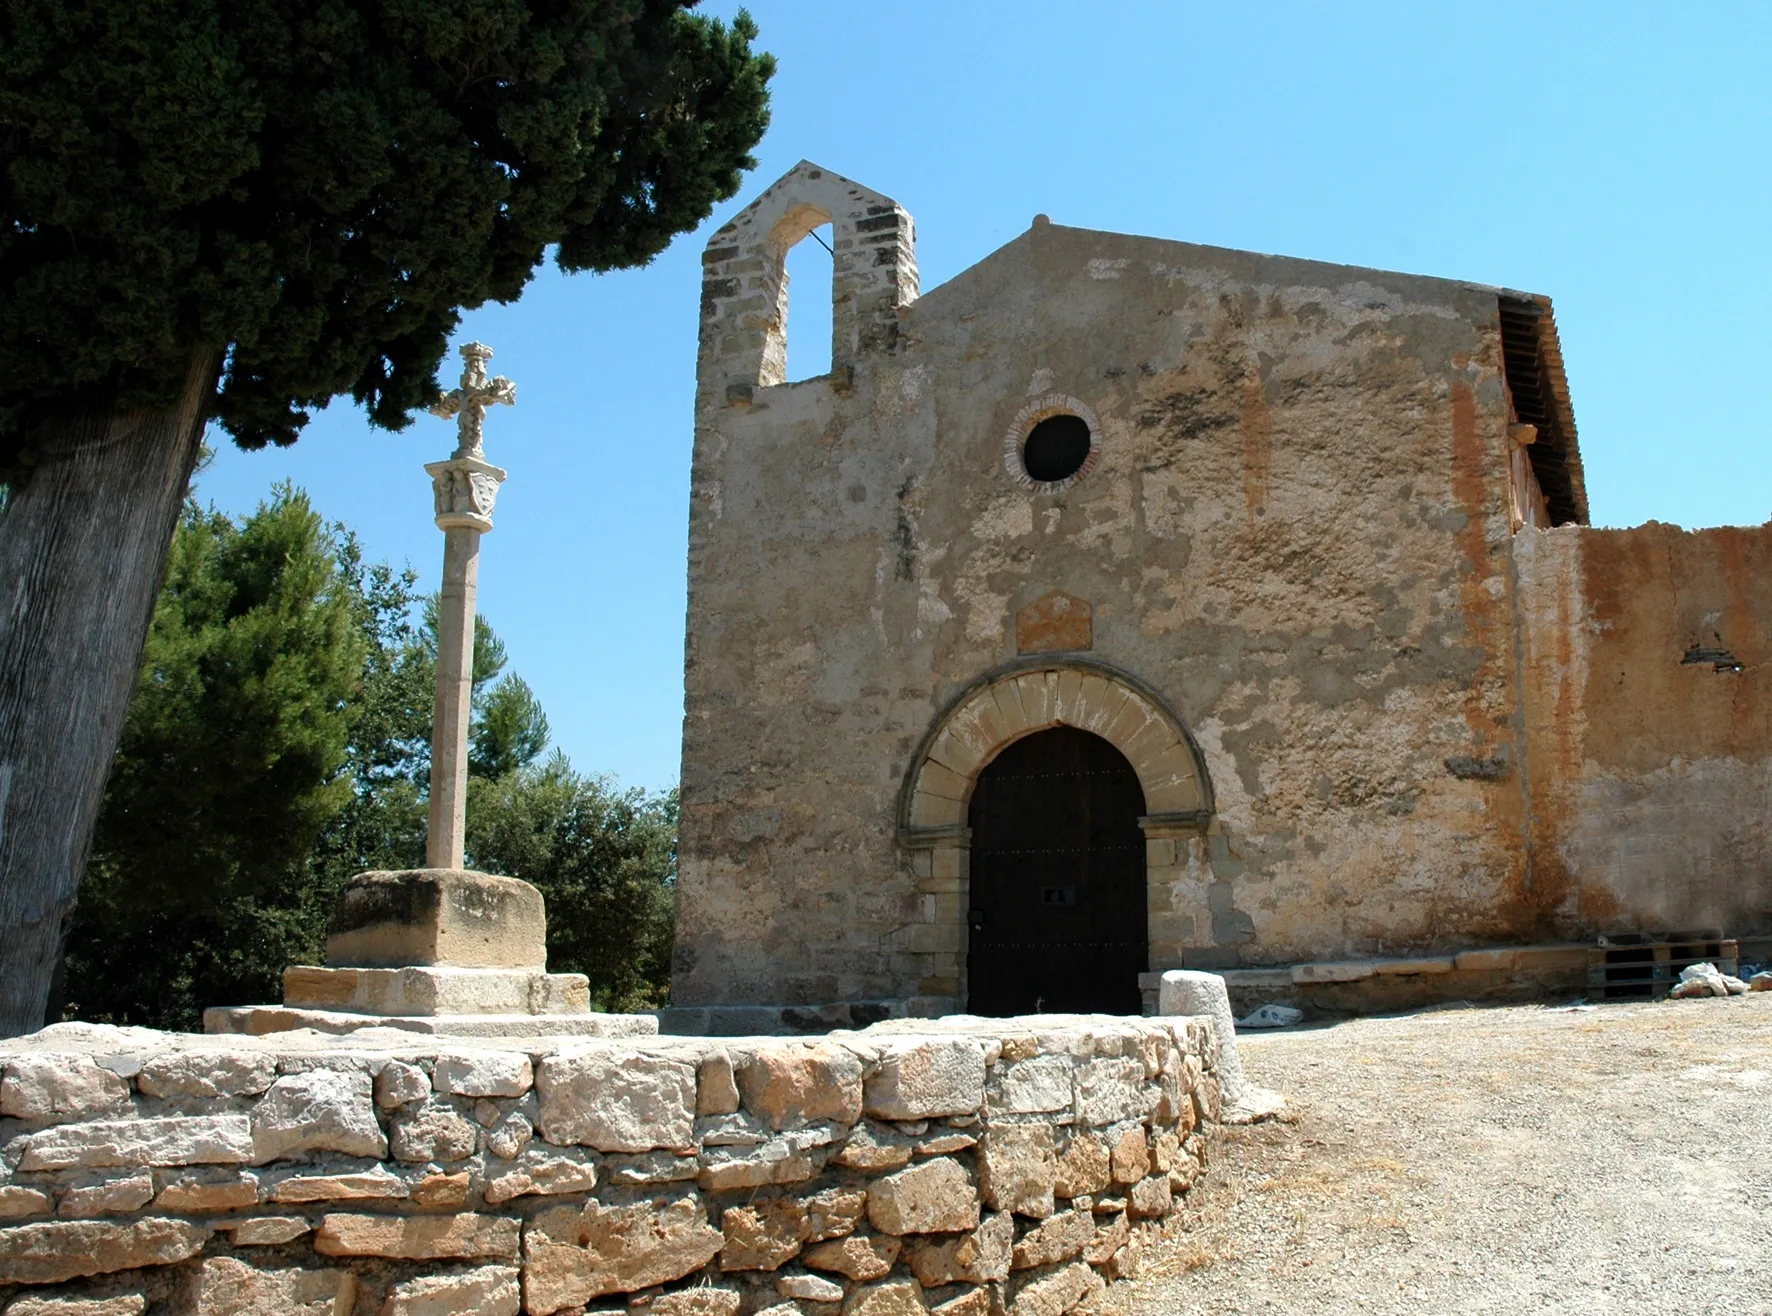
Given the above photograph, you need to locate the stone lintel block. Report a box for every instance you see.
[282,965,590,1016]
[1215,968,1292,990]
[1290,961,1375,984]
[1371,956,1456,976]
[205,1006,657,1040]
[325,869,546,969]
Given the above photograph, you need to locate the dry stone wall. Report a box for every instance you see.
[0,1016,1221,1315]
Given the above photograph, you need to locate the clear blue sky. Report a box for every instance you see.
[198,0,1772,793]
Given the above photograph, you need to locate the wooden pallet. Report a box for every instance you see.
[1587,933,1738,1000]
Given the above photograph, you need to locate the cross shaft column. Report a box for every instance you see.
[424,341,513,870]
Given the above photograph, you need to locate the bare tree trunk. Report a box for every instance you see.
[0,349,218,1036]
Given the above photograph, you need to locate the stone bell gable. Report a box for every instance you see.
[696,160,918,405]
[674,163,1772,1030]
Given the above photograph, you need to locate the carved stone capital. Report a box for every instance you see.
[425,455,508,533]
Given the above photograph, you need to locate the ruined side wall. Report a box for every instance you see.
[1517,522,1772,938]
[0,1017,1217,1315]
[681,216,1539,1010]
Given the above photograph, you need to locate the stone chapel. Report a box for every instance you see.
[667,162,1772,1031]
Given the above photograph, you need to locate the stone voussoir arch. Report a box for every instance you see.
[897,656,1214,843]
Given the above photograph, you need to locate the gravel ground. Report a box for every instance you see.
[1130,993,1772,1315]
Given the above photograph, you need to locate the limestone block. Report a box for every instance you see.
[192,1256,357,1316]
[19,1116,253,1171]
[833,1123,914,1171]
[648,1290,743,1316]
[153,1169,259,1213]
[1010,1208,1094,1271]
[866,1159,979,1236]
[411,1172,471,1208]
[383,1264,521,1316]
[904,1211,1012,1285]
[58,1170,154,1218]
[283,965,588,1016]
[605,1150,700,1185]
[720,1198,811,1270]
[1072,1059,1153,1127]
[988,1056,1072,1115]
[486,1110,534,1160]
[1290,961,1375,984]
[1006,1261,1103,1316]
[390,1101,479,1163]
[1,1057,130,1123]
[1153,1064,1186,1126]
[482,1144,598,1204]
[697,1137,825,1191]
[1052,1134,1109,1199]
[433,1051,533,1098]
[753,1305,801,1316]
[0,1185,52,1218]
[522,1195,723,1309]
[803,1186,867,1242]
[1108,1126,1147,1187]
[697,1050,741,1116]
[914,1132,976,1157]
[313,1211,520,1260]
[738,1045,864,1129]
[779,1273,846,1303]
[802,1234,901,1281]
[252,1071,387,1163]
[0,1218,211,1285]
[135,1052,276,1100]
[1156,970,1245,1102]
[864,1040,985,1120]
[1126,1174,1172,1219]
[324,869,546,969]
[535,1051,696,1153]
[268,1166,408,1203]
[219,1216,312,1245]
[376,1061,432,1109]
[977,1125,1056,1218]
[1149,1130,1180,1175]
[1372,956,1455,976]
[1082,1212,1128,1266]
[845,1279,928,1316]
[930,1290,991,1316]
[4,1296,146,1316]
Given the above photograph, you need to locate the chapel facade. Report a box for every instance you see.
[669,162,1772,1029]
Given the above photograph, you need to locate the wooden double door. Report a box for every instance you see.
[965,726,1147,1015]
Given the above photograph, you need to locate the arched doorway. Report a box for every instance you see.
[965,726,1148,1015]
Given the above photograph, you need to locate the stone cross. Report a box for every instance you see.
[423,342,513,870]
[431,340,516,460]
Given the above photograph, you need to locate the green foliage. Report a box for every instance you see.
[469,757,678,1010]
[84,487,362,909]
[64,482,678,1027]
[472,674,552,780]
[0,0,773,460]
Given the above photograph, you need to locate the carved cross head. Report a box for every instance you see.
[430,341,516,459]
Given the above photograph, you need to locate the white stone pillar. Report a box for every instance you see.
[423,343,513,870]
[1159,968,1246,1102]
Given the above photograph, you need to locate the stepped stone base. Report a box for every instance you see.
[282,965,590,1016]
[203,1004,658,1038]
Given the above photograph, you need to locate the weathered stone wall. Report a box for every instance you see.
[681,164,1541,1012]
[1516,521,1772,938]
[0,1015,1221,1314]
